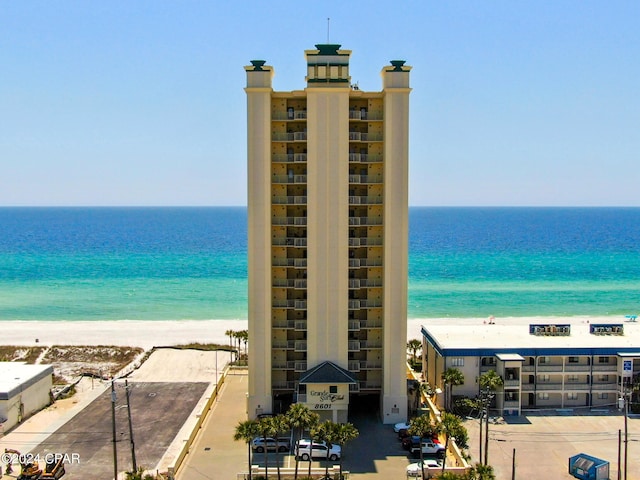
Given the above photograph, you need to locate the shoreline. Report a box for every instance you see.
[0,315,630,349]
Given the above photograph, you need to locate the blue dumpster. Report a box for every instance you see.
[569,453,609,480]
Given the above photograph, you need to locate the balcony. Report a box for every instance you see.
[272,195,307,205]
[294,321,306,330]
[348,360,361,371]
[537,365,563,372]
[294,362,307,372]
[563,383,591,391]
[273,174,307,184]
[349,153,383,163]
[348,258,383,268]
[503,400,520,409]
[348,110,382,121]
[272,238,307,247]
[534,383,564,391]
[272,153,307,163]
[348,216,383,226]
[271,300,307,309]
[591,383,618,391]
[272,258,307,267]
[273,110,307,120]
[564,365,591,372]
[348,299,383,309]
[348,175,383,184]
[348,321,361,331]
[348,132,383,142]
[348,279,383,288]
[358,381,382,390]
[503,379,521,388]
[348,237,383,247]
[592,364,618,372]
[348,196,383,205]
[294,341,307,351]
[348,341,361,352]
[272,319,294,329]
[273,132,307,142]
[272,340,294,349]
[272,279,307,289]
[272,217,307,226]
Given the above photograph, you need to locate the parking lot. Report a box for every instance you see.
[464,410,640,479]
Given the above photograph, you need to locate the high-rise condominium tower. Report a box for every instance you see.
[246,44,411,424]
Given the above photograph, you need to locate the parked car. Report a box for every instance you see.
[411,440,445,457]
[295,439,341,461]
[406,459,442,477]
[402,435,440,451]
[393,421,411,433]
[251,437,291,453]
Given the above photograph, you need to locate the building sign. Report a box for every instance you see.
[309,390,346,410]
[622,359,633,378]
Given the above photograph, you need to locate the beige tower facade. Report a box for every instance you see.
[246,45,411,424]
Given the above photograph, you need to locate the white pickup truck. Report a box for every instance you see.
[411,440,446,457]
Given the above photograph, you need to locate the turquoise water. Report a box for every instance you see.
[0,207,639,320]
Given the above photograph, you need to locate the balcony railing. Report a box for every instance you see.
[273,110,307,120]
[348,216,383,226]
[591,383,619,390]
[272,238,307,247]
[348,321,361,331]
[272,258,307,267]
[592,364,618,371]
[349,153,383,163]
[348,132,383,142]
[348,196,383,205]
[294,321,306,330]
[348,110,382,121]
[294,341,307,351]
[564,365,591,372]
[348,175,383,184]
[503,379,520,388]
[537,365,563,372]
[273,174,307,184]
[348,258,383,268]
[348,299,383,309]
[272,217,307,226]
[272,195,307,205]
[272,153,308,163]
[273,132,308,142]
[272,279,307,288]
[534,383,563,391]
[272,381,296,390]
[348,279,383,288]
[348,237,383,247]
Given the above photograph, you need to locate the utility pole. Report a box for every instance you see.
[111,381,118,480]
[479,408,483,464]
[618,429,622,480]
[125,380,137,473]
[511,448,516,480]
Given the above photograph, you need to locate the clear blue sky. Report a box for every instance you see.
[1,1,638,206]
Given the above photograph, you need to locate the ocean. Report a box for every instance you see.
[0,207,638,321]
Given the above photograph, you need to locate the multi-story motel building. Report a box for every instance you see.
[246,44,411,424]
[421,318,640,416]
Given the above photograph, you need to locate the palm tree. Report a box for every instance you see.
[285,403,319,480]
[328,421,359,479]
[255,417,274,479]
[479,369,503,393]
[310,420,332,479]
[466,463,496,480]
[414,381,434,414]
[225,329,234,352]
[408,415,440,480]
[407,338,422,362]
[441,367,464,411]
[270,415,290,480]
[238,329,249,363]
[439,412,463,474]
[234,419,259,480]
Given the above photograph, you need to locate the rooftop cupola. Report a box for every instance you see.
[305,44,351,86]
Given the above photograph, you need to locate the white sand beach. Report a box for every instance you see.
[0,316,631,349]
[0,319,248,349]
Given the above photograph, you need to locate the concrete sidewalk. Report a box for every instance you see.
[175,370,249,480]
